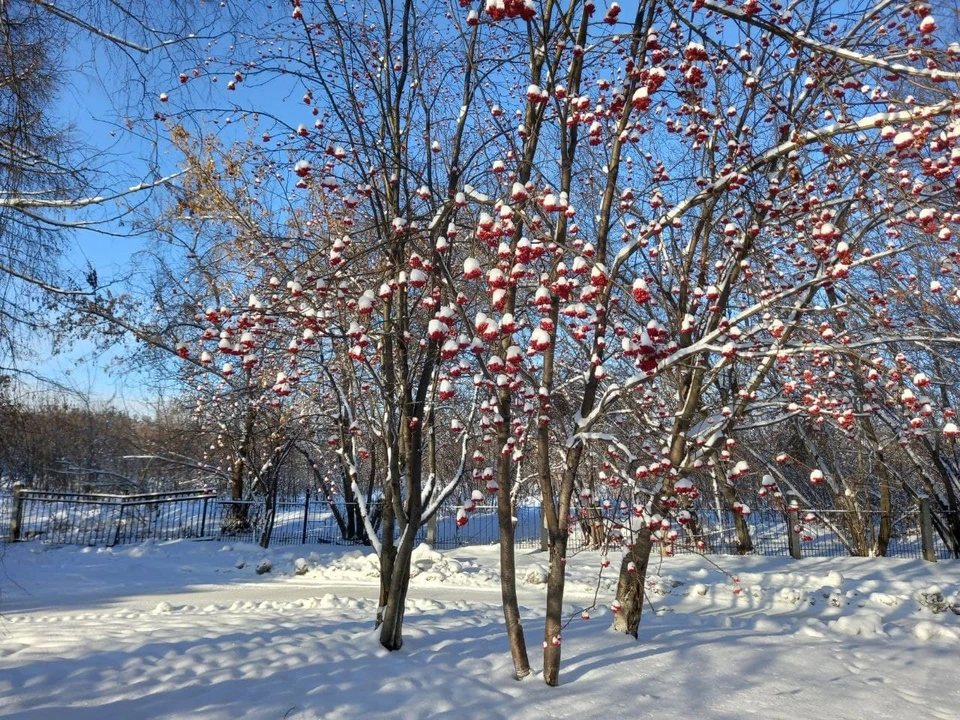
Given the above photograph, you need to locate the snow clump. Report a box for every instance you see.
[524,564,549,585]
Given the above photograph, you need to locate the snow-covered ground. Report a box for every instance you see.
[1,540,959,719]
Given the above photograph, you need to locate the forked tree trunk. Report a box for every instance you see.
[541,433,586,686]
[225,404,257,533]
[611,526,653,637]
[840,493,870,556]
[379,526,416,650]
[862,421,893,556]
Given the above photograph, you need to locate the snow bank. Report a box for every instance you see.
[2,542,960,719]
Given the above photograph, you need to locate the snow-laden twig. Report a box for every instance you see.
[0,171,185,209]
[423,388,481,520]
[613,99,958,278]
[700,0,960,83]
[123,453,231,480]
[31,1,200,54]
[567,432,638,464]
[0,262,94,296]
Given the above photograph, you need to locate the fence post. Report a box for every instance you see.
[301,490,310,544]
[919,495,937,562]
[540,505,548,552]
[425,512,437,546]
[112,502,125,547]
[8,483,24,542]
[199,495,210,538]
[787,504,802,560]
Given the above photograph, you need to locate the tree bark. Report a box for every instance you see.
[225,403,256,533]
[732,512,754,555]
[581,504,606,549]
[379,525,415,650]
[498,494,531,678]
[542,529,569,686]
[611,527,653,637]
[497,416,531,678]
[723,482,754,554]
[377,474,397,629]
[875,464,893,556]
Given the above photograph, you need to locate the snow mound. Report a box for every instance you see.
[524,564,549,585]
[410,544,464,580]
[833,612,885,636]
[916,586,949,613]
[318,549,381,578]
[912,620,960,642]
[868,592,901,607]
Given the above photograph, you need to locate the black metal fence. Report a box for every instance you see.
[2,487,952,560]
[6,489,218,546]
[548,504,950,560]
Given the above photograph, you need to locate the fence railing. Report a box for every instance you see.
[6,488,218,546]
[545,504,950,560]
[2,487,953,561]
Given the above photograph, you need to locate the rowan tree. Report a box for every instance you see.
[427,0,960,682]
[68,0,960,689]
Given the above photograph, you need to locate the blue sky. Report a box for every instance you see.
[21,16,194,409]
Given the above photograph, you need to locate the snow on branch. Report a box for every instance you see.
[0,262,95,297]
[123,453,231,480]
[699,0,960,83]
[614,99,958,278]
[423,388,481,521]
[32,1,200,55]
[568,432,638,464]
[0,171,185,210]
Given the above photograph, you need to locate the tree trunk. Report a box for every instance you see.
[497,464,531,678]
[857,415,893,556]
[225,402,256,533]
[722,477,753,554]
[342,467,358,540]
[841,496,869,556]
[362,452,379,544]
[542,529,569,686]
[494,391,531,678]
[611,527,653,637]
[379,525,416,651]
[684,507,709,552]
[377,479,397,629]
[733,512,754,555]
[581,505,605,549]
[875,466,893,556]
[259,475,277,548]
